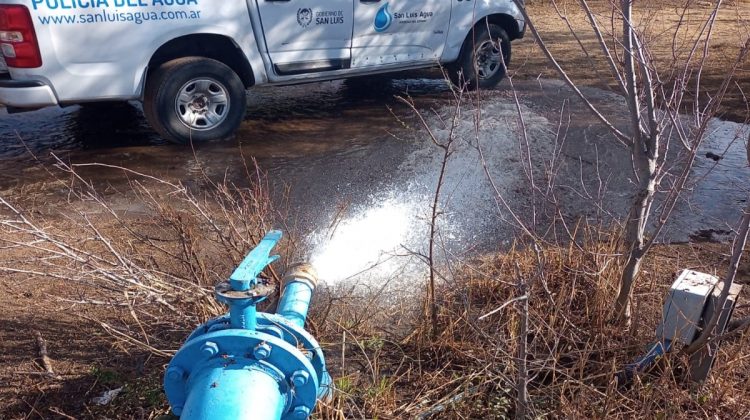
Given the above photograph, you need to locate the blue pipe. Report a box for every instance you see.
[181,366,286,419]
[277,281,313,328]
[164,231,330,420]
[276,264,334,401]
[277,264,317,329]
[617,340,673,384]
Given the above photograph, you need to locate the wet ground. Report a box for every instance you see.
[0,76,748,284]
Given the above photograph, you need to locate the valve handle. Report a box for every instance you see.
[229,230,282,291]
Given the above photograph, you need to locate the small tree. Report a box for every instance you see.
[512,0,750,323]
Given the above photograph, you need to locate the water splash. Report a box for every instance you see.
[309,197,416,284]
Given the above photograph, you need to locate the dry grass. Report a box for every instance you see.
[313,231,750,419]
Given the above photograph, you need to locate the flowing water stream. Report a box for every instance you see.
[0,77,747,285]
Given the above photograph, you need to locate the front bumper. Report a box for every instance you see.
[0,75,58,108]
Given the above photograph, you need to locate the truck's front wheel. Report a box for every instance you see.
[450,24,511,91]
[144,57,246,145]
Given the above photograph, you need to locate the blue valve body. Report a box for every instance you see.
[164,231,331,419]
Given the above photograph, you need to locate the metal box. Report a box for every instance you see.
[656,270,718,344]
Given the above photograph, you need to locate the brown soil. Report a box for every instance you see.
[515,0,750,123]
[0,276,168,419]
[0,220,746,418]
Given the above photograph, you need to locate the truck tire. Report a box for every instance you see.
[450,24,511,91]
[144,57,246,145]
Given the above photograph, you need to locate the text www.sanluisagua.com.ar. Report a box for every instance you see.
[37,9,201,25]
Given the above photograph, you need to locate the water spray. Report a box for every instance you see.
[163,231,331,419]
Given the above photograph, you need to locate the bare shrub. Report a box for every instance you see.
[0,157,279,354]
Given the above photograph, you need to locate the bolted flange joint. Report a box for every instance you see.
[201,341,220,359]
[291,370,310,388]
[166,366,185,382]
[253,342,272,360]
[292,405,311,419]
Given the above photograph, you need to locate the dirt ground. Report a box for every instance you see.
[0,1,749,419]
[0,225,747,418]
[516,0,750,123]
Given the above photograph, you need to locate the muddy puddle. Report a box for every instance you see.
[0,77,748,285]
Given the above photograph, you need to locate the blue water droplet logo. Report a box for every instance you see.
[374,3,392,33]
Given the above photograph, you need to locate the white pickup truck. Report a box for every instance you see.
[0,0,525,144]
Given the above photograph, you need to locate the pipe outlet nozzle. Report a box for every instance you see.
[283,263,319,290]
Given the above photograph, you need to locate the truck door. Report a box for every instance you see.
[351,0,451,69]
[254,1,354,75]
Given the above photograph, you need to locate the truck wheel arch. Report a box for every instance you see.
[444,12,522,66]
[146,34,256,89]
[456,14,522,62]
[476,13,522,41]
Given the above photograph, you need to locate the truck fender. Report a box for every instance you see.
[133,27,267,97]
[442,1,525,64]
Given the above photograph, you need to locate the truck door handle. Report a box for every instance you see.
[360,0,382,3]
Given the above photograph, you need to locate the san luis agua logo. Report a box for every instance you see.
[373,3,392,32]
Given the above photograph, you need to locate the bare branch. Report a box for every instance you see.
[510,0,632,145]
